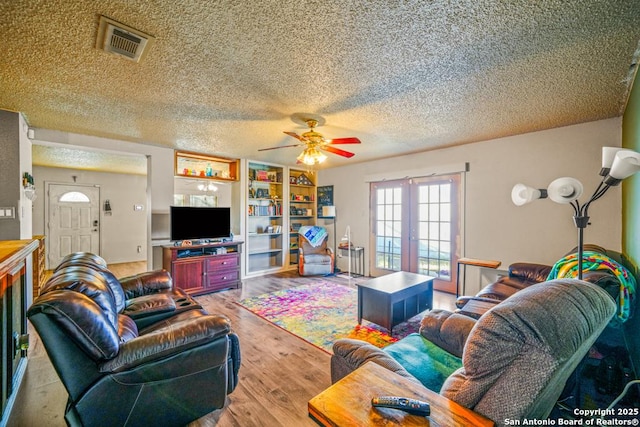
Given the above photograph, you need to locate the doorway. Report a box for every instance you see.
[369,174,461,293]
[46,183,100,268]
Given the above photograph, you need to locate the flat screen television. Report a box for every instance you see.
[170,206,231,242]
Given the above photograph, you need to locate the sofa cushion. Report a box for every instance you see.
[331,339,421,385]
[118,314,139,342]
[27,290,121,360]
[41,271,119,328]
[419,309,476,358]
[383,333,462,391]
[304,254,332,264]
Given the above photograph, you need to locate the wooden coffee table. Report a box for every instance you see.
[308,361,493,426]
[357,271,434,334]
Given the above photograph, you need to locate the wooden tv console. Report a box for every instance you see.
[162,241,243,296]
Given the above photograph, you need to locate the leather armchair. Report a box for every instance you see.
[298,228,334,276]
[51,252,202,329]
[28,256,241,427]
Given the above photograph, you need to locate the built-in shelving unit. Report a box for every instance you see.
[287,168,317,268]
[175,150,239,181]
[246,161,284,275]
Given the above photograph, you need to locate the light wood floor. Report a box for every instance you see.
[8,264,455,427]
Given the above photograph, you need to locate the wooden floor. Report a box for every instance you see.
[8,264,455,427]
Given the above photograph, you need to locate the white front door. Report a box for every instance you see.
[47,183,100,268]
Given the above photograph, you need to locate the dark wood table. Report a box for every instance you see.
[308,361,494,427]
[357,271,434,334]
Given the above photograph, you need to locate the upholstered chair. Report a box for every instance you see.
[298,226,334,276]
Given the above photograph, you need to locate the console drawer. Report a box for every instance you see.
[207,270,240,289]
[206,254,239,271]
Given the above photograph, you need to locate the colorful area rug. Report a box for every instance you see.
[235,282,423,353]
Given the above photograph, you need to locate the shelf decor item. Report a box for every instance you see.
[296,173,313,185]
[175,150,239,181]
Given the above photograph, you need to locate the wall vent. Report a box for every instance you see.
[96,16,154,63]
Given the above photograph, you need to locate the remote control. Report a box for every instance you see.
[371,396,431,416]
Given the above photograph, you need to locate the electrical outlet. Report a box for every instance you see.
[137,245,142,253]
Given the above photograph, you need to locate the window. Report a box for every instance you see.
[59,191,90,203]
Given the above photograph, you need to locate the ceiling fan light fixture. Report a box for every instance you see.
[297,147,327,165]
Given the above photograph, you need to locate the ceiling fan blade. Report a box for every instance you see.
[283,131,306,142]
[322,145,355,158]
[328,137,361,145]
[258,143,304,152]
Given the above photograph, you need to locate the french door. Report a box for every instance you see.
[370,175,461,293]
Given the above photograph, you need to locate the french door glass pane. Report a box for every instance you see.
[416,183,452,280]
[375,185,402,270]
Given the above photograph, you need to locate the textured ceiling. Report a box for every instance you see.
[2,1,640,171]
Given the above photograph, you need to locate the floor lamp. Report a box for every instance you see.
[340,226,352,278]
[511,147,640,280]
[322,206,338,273]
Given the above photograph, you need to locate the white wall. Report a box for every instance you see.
[32,166,148,265]
[32,129,175,212]
[319,118,623,294]
[31,129,175,268]
[18,114,33,239]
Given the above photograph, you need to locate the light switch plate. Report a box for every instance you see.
[0,207,15,218]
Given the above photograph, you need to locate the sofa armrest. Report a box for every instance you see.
[100,314,231,372]
[508,262,552,282]
[119,270,173,299]
[581,271,621,303]
[419,309,476,358]
[331,339,421,385]
[123,293,176,319]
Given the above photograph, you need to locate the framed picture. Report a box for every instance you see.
[290,206,298,215]
[317,185,334,218]
[256,188,265,198]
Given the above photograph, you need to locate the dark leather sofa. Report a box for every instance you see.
[28,252,241,427]
[455,245,625,319]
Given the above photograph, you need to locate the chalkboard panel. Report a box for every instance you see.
[317,185,334,218]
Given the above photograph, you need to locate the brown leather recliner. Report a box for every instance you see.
[454,245,627,319]
[28,254,241,427]
[51,252,202,328]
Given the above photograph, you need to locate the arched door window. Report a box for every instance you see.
[59,191,90,203]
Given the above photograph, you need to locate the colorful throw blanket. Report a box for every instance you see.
[547,251,636,324]
[299,226,328,247]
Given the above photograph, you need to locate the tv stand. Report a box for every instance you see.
[162,241,243,295]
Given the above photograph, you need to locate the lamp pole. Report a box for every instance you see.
[570,181,611,280]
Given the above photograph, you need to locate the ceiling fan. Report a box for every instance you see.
[259,118,361,165]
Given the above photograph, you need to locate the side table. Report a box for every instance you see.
[456,257,501,298]
[308,361,494,427]
[338,245,364,277]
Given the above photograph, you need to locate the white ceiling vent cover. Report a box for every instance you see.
[96,16,154,63]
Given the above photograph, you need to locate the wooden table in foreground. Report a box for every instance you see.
[308,362,493,427]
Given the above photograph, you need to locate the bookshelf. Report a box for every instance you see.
[246,161,284,274]
[288,169,317,268]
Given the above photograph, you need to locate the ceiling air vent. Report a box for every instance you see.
[96,16,154,63]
